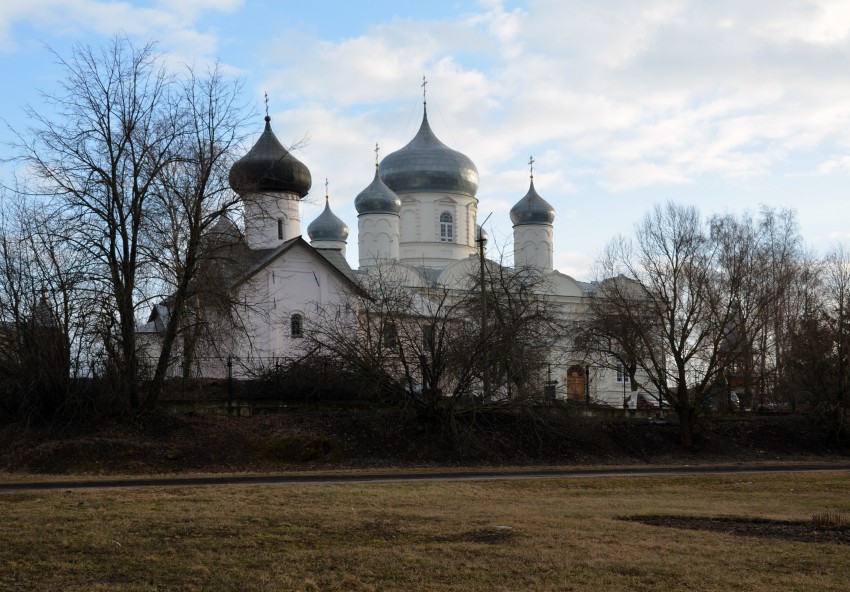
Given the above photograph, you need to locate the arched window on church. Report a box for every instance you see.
[439,212,453,243]
[290,313,303,338]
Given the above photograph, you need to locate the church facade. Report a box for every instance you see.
[141,103,650,408]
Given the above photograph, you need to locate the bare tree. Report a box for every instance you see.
[581,203,809,445]
[0,193,100,422]
[141,64,249,406]
[821,244,850,432]
[306,256,564,405]
[709,208,804,410]
[467,260,566,400]
[587,203,740,447]
[775,244,850,439]
[305,264,475,405]
[573,273,651,400]
[12,38,254,412]
[16,38,182,411]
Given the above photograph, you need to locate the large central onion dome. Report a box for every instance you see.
[510,180,555,226]
[229,116,312,197]
[355,164,402,215]
[307,197,349,242]
[379,110,479,196]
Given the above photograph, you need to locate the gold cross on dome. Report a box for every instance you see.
[529,155,535,179]
[375,142,380,164]
[421,75,428,104]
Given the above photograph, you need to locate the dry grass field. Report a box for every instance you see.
[2,471,849,591]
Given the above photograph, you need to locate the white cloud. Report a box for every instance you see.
[0,0,241,60]
[819,156,850,174]
[8,0,850,277]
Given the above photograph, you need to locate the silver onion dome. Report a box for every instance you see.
[307,197,349,242]
[229,116,312,197]
[354,165,402,215]
[379,110,479,196]
[476,224,488,244]
[510,180,555,226]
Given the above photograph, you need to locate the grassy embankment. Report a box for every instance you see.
[2,471,849,591]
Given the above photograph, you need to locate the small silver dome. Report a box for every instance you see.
[355,165,402,215]
[379,110,479,196]
[510,180,555,226]
[229,116,312,197]
[307,197,349,242]
[476,224,488,244]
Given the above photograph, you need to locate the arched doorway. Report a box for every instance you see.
[566,365,586,401]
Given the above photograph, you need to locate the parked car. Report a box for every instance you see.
[636,393,661,409]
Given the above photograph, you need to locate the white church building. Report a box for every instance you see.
[141,102,648,407]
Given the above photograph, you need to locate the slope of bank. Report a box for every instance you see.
[0,406,844,475]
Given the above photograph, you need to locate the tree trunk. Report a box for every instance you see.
[676,403,698,448]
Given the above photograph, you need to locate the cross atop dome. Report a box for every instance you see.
[421,75,428,111]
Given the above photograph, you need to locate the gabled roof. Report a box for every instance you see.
[314,248,358,283]
[231,236,363,296]
[140,237,366,335]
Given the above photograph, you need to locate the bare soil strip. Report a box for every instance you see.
[624,515,850,545]
[2,462,850,493]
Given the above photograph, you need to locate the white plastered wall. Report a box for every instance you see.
[358,214,400,266]
[242,190,303,250]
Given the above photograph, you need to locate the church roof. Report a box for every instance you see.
[139,236,363,334]
[510,179,555,226]
[229,116,312,196]
[308,197,349,242]
[315,248,358,283]
[231,237,362,296]
[355,165,402,215]
[379,109,479,196]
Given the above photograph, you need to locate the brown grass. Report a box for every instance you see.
[812,511,849,527]
[2,472,850,591]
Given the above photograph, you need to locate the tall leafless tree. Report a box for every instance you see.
[141,64,249,407]
[16,38,182,410]
[709,207,804,410]
[12,38,253,412]
[586,203,740,447]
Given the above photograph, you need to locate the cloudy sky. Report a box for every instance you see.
[1,0,849,279]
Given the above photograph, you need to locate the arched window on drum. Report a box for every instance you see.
[439,212,453,243]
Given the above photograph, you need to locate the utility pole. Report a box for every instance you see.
[477,213,492,399]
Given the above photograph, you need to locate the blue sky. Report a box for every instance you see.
[2,0,850,279]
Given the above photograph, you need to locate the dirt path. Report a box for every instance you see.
[3,462,850,493]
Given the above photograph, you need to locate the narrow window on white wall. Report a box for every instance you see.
[290,313,303,338]
[616,363,629,383]
[383,322,398,349]
[439,212,453,243]
[278,219,284,240]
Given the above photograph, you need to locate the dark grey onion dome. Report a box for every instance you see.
[476,224,488,244]
[308,197,349,242]
[355,165,402,215]
[229,116,312,197]
[510,180,555,226]
[379,110,479,196]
